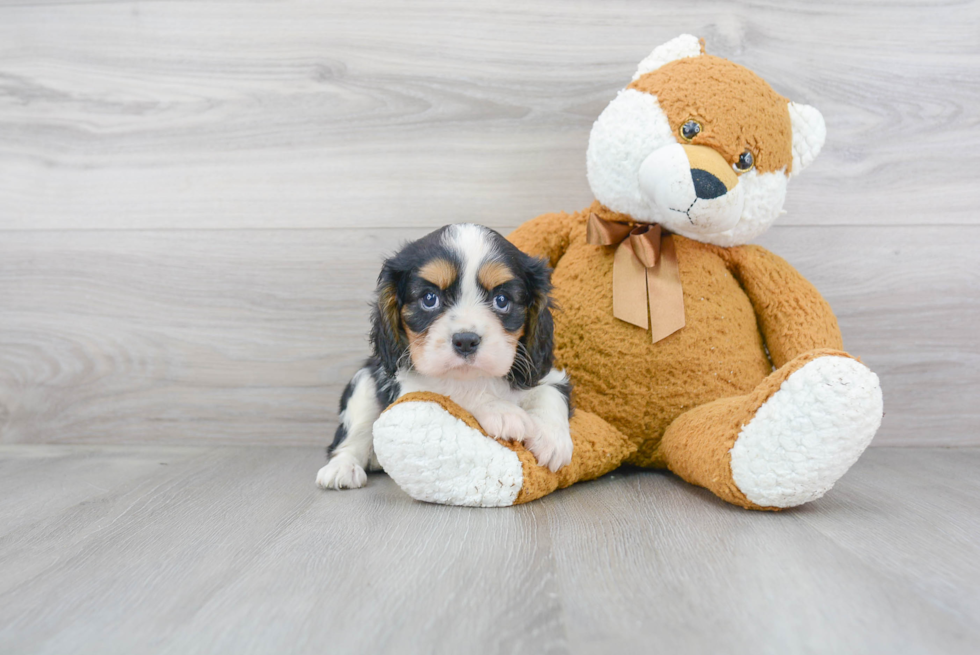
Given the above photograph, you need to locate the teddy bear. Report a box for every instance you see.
[371,34,884,510]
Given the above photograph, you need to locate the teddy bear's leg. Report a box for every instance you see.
[373,392,636,507]
[659,349,883,510]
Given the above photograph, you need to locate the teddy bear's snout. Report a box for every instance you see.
[637,143,744,235]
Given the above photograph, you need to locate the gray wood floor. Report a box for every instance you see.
[0,445,977,655]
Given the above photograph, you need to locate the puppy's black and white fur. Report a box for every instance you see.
[316,224,574,490]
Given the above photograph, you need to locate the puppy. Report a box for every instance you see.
[316,223,574,490]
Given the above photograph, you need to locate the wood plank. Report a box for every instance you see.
[0,0,977,230]
[160,468,567,655]
[0,445,566,655]
[0,446,324,654]
[794,448,980,631]
[0,228,425,446]
[0,446,977,654]
[0,225,976,447]
[547,454,980,655]
[0,444,202,538]
[756,226,980,446]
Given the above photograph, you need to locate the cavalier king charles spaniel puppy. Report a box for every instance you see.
[316,223,573,490]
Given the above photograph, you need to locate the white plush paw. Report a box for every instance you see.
[315,453,368,490]
[373,401,523,507]
[730,356,883,508]
[525,417,573,472]
[470,402,536,442]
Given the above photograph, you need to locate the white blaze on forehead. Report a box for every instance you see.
[443,223,498,317]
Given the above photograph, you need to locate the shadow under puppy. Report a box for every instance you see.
[316,223,574,490]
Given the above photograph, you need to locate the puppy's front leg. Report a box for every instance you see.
[521,370,574,472]
[470,400,537,444]
[316,367,383,490]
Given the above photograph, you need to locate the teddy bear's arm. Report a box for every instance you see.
[726,245,843,369]
[506,211,577,267]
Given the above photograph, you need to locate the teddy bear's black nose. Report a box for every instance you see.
[691,169,728,200]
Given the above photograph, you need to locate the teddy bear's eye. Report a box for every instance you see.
[734,149,755,173]
[679,120,701,142]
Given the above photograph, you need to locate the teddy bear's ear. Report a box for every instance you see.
[632,34,703,81]
[788,102,827,176]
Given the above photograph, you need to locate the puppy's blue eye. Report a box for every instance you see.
[420,292,440,311]
[493,294,511,313]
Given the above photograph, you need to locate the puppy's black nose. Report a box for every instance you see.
[691,168,728,200]
[452,332,481,357]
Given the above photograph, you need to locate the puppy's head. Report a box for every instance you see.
[371,224,554,388]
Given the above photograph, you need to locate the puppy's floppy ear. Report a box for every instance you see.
[370,259,408,377]
[510,254,555,389]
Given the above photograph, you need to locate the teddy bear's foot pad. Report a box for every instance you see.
[730,356,883,508]
[373,400,524,507]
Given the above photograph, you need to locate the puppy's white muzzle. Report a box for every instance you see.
[637,143,744,235]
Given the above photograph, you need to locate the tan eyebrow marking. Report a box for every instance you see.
[418,258,457,289]
[478,260,515,290]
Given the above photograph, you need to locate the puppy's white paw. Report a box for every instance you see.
[525,417,574,472]
[315,453,368,490]
[471,403,536,442]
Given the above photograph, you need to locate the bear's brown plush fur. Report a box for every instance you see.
[630,54,795,174]
[504,203,846,508]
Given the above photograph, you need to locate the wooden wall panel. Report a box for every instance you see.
[0,1,976,446]
[1,226,975,447]
[0,0,978,230]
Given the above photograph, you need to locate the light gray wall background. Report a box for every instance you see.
[1,0,977,447]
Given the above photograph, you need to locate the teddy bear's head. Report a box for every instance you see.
[586,34,826,247]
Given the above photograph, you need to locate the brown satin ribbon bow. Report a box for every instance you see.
[586,212,685,343]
